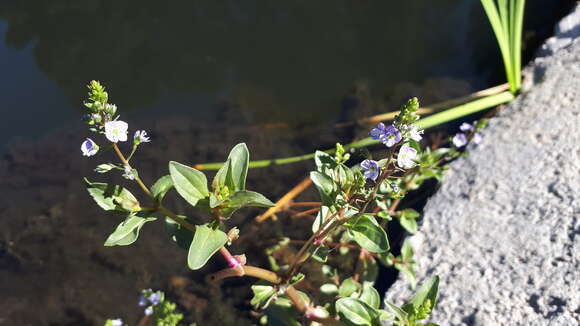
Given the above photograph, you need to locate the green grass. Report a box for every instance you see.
[480,0,526,93]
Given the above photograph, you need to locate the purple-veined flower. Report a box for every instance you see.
[148,292,162,306]
[369,123,387,140]
[369,123,402,147]
[472,132,483,145]
[81,138,99,157]
[407,125,424,141]
[104,120,128,143]
[397,144,417,169]
[360,159,380,181]
[144,306,153,316]
[459,122,473,132]
[134,130,150,144]
[122,165,135,180]
[111,319,123,326]
[452,133,468,148]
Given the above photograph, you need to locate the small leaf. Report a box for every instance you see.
[312,206,330,234]
[348,214,389,253]
[212,159,235,192]
[401,239,414,261]
[338,277,361,298]
[151,175,173,202]
[85,179,140,212]
[401,276,440,319]
[169,161,209,207]
[311,245,329,263]
[251,283,277,309]
[320,283,339,295]
[310,171,336,206]
[399,217,418,234]
[165,216,194,250]
[104,215,156,246]
[399,208,420,219]
[314,150,337,171]
[227,143,250,191]
[384,301,408,324]
[336,298,380,326]
[187,224,228,270]
[289,273,305,286]
[359,285,380,309]
[220,190,275,218]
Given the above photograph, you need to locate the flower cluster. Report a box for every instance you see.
[79,81,152,185]
[138,289,163,316]
[452,122,483,148]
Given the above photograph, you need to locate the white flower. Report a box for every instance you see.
[459,122,473,132]
[408,125,424,141]
[81,138,99,157]
[397,144,417,169]
[452,133,468,148]
[133,130,151,144]
[472,132,483,145]
[122,165,135,180]
[111,319,123,326]
[144,306,154,316]
[104,120,128,143]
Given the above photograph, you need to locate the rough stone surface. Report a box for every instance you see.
[386,5,580,326]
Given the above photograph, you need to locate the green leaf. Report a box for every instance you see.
[314,150,337,171]
[401,239,414,261]
[85,179,140,212]
[357,257,379,286]
[311,245,329,263]
[169,161,209,207]
[310,171,336,206]
[384,301,408,324]
[289,273,305,286]
[401,276,440,319]
[348,214,389,253]
[165,216,194,250]
[251,283,277,309]
[151,175,173,202]
[359,285,380,309]
[399,208,420,219]
[187,224,228,270]
[399,217,418,234]
[220,190,275,218]
[320,283,339,295]
[336,298,380,326]
[312,206,330,234]
[339,277,361,298]
[104,215,156,246]
[212,159,235,192]
[227,143,250,191]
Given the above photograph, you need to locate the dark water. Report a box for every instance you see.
[0,0,568,153]
[0,1,574,325]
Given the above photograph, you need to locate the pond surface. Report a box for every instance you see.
[0,1,574,325]
[0,0,569,154]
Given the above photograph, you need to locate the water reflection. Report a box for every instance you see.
[0,0,490,125]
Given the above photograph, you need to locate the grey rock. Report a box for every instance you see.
[385,8,580,326]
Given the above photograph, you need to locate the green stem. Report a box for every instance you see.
[195,91,514,170]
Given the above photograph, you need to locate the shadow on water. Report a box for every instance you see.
[0,0,575,325]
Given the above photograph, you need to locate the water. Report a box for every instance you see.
[0,1,574,325]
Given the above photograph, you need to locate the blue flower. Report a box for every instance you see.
[370,123,402,147]
[138,295,147,307]
[452,133,468,148]
[81,138,99,157]
[144,306,154,316]
[472,133,483,145]
[148,292,162,306]
[459,122,473,132]
[134,130,151,144]
[360,159,380,181]
[122,165,135,180]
